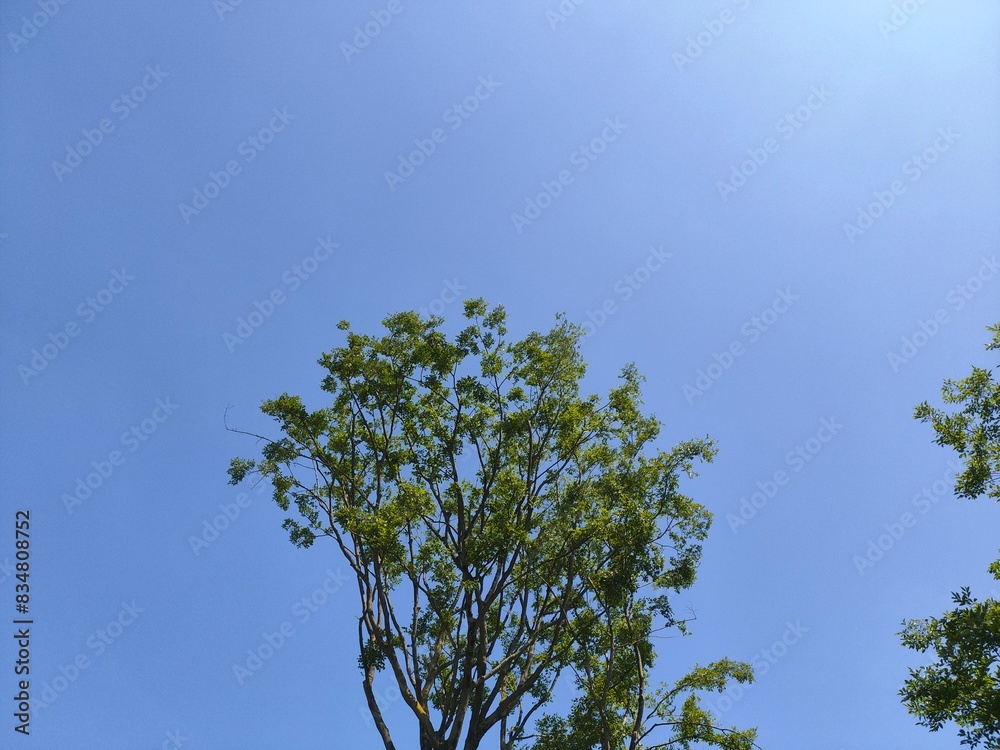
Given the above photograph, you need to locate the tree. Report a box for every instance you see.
[912,323,1000,502]
[900,322,1000,747]
[228,299,757,750]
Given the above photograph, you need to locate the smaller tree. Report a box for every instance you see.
[913,322,1000,502]
[900,584,1000,748]
[900,322,1000,747]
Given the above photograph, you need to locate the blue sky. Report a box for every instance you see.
[1,1,998,748]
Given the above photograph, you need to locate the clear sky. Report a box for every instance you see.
[2,1,999,748]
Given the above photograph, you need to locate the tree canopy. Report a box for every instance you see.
[913,323,1000,502]
[228,299,756,750]
[900,322,1000,747]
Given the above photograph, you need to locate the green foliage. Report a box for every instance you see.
[901,322,1000,747]
[229,299,755,750]
[914,323,1000,501]
[900,581,1000,748]
[531,657,757,750]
